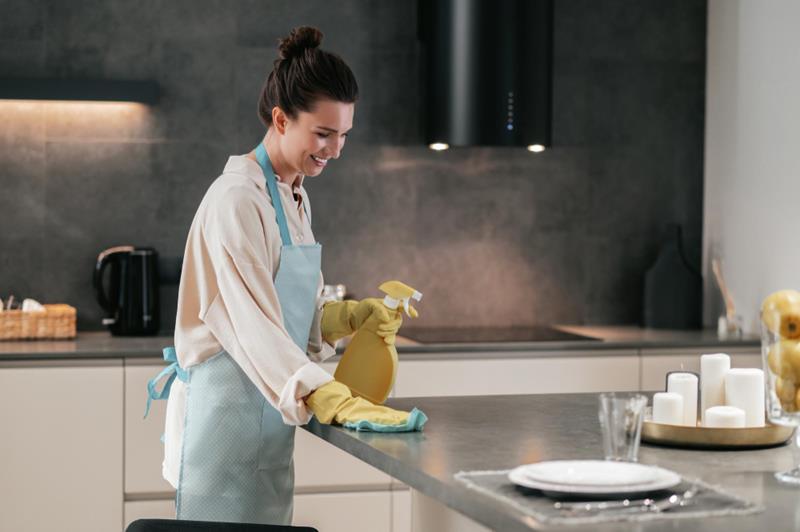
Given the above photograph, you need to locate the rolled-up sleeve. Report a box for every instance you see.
[201,187,333,425]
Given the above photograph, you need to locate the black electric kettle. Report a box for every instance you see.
[93,246,160,336]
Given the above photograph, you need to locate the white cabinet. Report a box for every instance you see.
[124,360,175,495]
[640,347,761,391]
[293,491,391,532]
[393,351,640,397]
[0,360,123,532]
[410,489,490,532]
[294,429,391,490]
[392,489,412,532]
[124,500,175,528]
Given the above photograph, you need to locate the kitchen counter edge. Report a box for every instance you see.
[0,328,759,362]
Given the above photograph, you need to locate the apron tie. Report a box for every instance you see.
[144,346,189,418]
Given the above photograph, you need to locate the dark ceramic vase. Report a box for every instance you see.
[643,224,702,329]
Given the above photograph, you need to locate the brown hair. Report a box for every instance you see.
[258,26,359,127]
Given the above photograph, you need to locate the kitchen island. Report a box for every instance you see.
[303,393,799,532]
[0,329,766,531]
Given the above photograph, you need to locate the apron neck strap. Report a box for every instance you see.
[255,142,292,246]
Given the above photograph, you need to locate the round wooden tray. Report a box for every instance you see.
[642,415,795,449]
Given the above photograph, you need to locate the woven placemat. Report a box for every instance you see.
[454,469,762,526]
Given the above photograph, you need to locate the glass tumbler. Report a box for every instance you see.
[761,294,800,485]
[598,392,648,462]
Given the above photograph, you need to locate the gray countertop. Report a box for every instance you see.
[303,394,799,532]
[0,326,758,361]
[0,332,175,360]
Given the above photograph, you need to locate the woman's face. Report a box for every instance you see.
[278,99,354,177]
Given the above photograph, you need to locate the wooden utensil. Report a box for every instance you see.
[711,258,736,321]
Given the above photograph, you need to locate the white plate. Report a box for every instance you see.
[518,460,661,487]
[508,460,682,497]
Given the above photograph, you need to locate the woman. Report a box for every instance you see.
[152,26,420,525]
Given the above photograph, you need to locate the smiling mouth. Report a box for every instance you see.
[310,154,328,166]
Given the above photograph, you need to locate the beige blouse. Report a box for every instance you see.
[162,154,336,487]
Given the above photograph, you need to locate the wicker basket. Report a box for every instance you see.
[0,304,77,340]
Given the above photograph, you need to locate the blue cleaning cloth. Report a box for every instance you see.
[343,408,428,432]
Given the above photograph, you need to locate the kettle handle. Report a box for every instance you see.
[94,246,135,315]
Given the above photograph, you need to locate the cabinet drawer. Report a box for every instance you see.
[0,361,123,532]
[124,500,175,529]
[394,353,639,397]
[295,428,391,489]
[293,491,391,532]
[125,362,175,495]
[393,489,412,532]
[123,492,391,532]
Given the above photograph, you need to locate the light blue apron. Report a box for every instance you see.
[146,143,321,524]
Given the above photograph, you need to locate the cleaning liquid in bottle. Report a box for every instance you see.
[334,280,422,404]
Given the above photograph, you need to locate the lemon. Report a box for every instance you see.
[767,340,800,379]
[762,289,800,339]
[776,377,796,403]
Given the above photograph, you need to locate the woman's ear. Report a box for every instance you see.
[272,107,288,135]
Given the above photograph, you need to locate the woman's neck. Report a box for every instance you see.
[250,130,301,188]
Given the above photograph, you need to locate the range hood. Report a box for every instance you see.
[418,0,553,150]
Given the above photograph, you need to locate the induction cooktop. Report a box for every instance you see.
[399,326,600,344]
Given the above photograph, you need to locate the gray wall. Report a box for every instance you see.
[0,0,706,332]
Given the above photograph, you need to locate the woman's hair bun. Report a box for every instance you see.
[258,25,357,127]
[278,26,323,60]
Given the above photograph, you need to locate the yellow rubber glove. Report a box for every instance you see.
[359,312,404,345]
[306,381,410,426]
[321,298,402,345]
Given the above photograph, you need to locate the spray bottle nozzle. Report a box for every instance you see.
[378,280,422,318]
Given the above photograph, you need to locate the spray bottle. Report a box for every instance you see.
[334,280,422,404]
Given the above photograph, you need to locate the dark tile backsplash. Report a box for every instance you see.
[0,0,706,332]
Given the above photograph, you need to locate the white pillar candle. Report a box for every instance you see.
[700,353,731,425]
[725,368,766,427]
[667,372,699,426]
[704,406,746,428]
[652,392,684,425]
